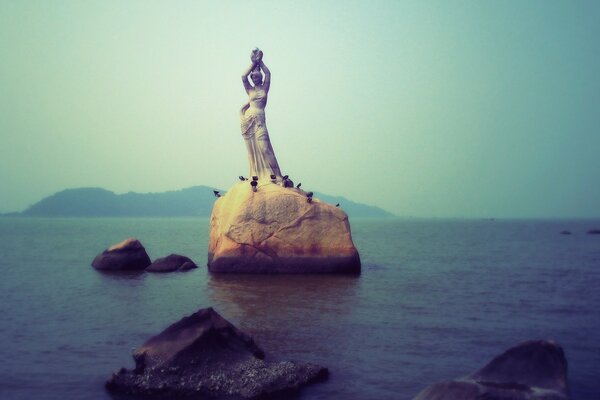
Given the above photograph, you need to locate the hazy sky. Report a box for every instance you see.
[1,1,599,217]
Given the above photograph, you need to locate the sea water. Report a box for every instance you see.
[0,217,598,399]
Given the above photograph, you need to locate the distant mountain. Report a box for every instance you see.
[313,192,394,218]
[15,186,394,218]
[21,187,216,217]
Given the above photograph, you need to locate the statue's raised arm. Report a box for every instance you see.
[239,48,282,181]
[259,60,271,92]
[241,61,255,94]
[242,49,270,94]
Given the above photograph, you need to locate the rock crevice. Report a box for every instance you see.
[208,182,360,273]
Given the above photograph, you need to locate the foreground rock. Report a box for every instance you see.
[106,307,328,399]
[414,340,570,400]
[91,238,151,271]
[146,254,197,272]
[208,181,361,273]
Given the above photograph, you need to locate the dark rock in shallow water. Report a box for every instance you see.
[91,238,151,271]
[413,340,570,400]
[106,307,328,399]
[587,229,600,235]
[559,230,572,235]
[146,254,198,272]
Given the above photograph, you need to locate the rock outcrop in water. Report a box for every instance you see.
[106,307,328,399]
[208,181,361,273]
[146,254,197,272]
[413,340,570,400]
[91,238,151,271]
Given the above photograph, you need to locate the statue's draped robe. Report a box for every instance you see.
[240,88,282,180]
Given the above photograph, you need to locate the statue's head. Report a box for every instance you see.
[250,70,263,86]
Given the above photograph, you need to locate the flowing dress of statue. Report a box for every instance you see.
[240,49,282,180]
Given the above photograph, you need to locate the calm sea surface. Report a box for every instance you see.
[0,217,599,399]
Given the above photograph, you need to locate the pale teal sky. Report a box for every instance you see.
[1,1,599,217]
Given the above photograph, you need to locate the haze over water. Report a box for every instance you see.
[1,2,600,399]
[1,1,600,218]
[0,217,598,399]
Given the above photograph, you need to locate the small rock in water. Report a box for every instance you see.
[559,230,572,235]
[146,254,197,273]
[105,307,328,399]
[587,229,600,235]
[413,340,570,400]
[91,238,151,271]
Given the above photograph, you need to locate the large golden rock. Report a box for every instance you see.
[208,181,360,273]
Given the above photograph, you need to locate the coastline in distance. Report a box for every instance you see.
[4,186,394,218]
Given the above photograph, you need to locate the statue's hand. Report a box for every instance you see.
[251,48,263,63]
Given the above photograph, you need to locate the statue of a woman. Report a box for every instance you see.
[240,49,282,181]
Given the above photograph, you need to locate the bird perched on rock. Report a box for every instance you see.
[306,192,313,204]
[239,176,247,181]
[213,190,221,198]
[282,175,294,188]
[250,180,258,192]
[252,176,259,181]
[296,182,302,189]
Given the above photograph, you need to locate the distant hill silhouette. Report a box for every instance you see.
[13,186,393,218]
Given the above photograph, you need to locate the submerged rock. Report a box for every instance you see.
[413,340,570,400]
[208,181,361,273]
[587,229,600,235]
[91,238,151,271]
[559,230,572,235]
[146,254,197,272]
[106,307,328,399]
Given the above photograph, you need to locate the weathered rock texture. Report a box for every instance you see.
[91,238,151,271]
[208,181,361,273]
[146,254,197,272]
[106,307,328,399]
[413,340,570,400]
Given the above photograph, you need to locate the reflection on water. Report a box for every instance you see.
[207,274,361,359]
[208,274,361,320]
[97,270,147,282]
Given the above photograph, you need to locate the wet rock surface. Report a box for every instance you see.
[208,181,361,273]
[91,238,151,271]
[413,340,570,400]
[146,254,198,272]
[106,308,328,399]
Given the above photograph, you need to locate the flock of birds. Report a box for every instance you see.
[212,176,340,208]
